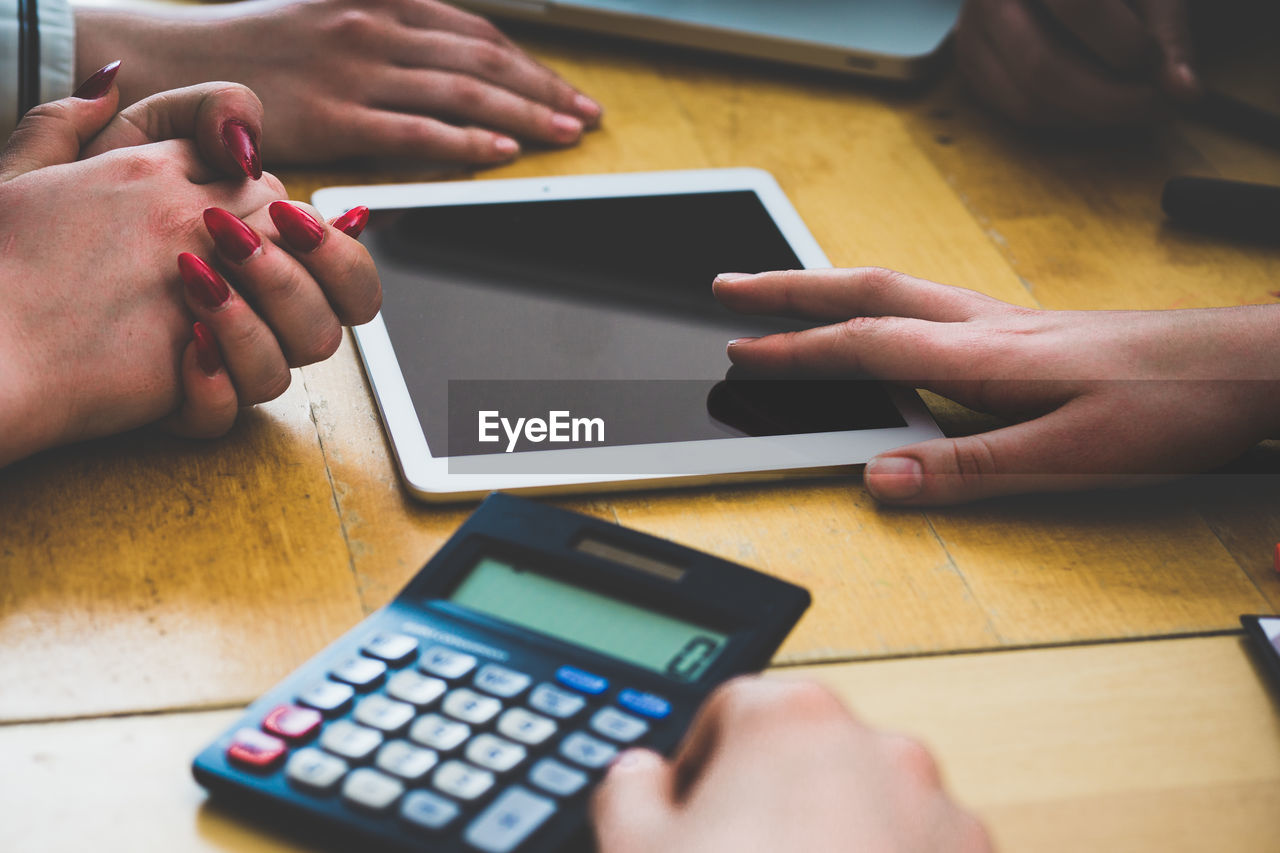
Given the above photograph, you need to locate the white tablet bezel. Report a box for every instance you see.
[314,169,943,502]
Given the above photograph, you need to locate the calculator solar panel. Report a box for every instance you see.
[193,494,810,853]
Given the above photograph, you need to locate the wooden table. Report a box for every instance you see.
[4,12,1280,852]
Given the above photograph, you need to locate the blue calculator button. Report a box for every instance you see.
[617,689,671,720]
[555,666,609,695]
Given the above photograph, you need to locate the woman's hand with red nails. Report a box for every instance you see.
[714,268,1280,506]
[0,75,289,467]
[592,677,991,853]
[75,0,603,167]
[0,71,379,467]
[954,0,1198,128]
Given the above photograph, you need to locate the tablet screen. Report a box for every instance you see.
[363,190,905,460]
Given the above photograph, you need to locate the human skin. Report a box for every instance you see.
[74,0,603,166]
[0,71,380,467]
[955,0,1198,127]
[714,267,1280,505]
[592,677,991,853]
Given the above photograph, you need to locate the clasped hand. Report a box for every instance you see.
[0,68,381,467]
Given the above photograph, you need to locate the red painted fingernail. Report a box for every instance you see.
[73,60,122,100]
[332,206,369,239]
[192,322,223,376]
[178,253,231,310]
[203,207,261,263]
[269,201,325,253]
[221,119,262,180]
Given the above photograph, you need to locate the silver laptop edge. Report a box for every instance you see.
[457,0,962,81]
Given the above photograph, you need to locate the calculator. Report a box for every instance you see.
[193,493,810,853]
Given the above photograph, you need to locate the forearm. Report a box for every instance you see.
[1211,303,1280,440]
[75,3,275,108]
[0,316,48,468]
[74,7,200,108]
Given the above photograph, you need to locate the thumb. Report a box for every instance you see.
[1136,0,1199,101]
[862,402,1164,505]
[591,750,678,853]
[80,81,265,180]
[0,60,121,181]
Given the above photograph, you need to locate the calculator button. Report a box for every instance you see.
[433,760,496,801]
[353,694,416,734]
[559,731,618,769]
[497,707,557,746]
[410,713,471,752]
[555,666,609,695]
[319,719,383,762]
[443,688,503,725]
[226,728,287,770]
[463,786,557,853]
[419,646,478,680]
[285,747,348,794]
[342,767,405,813]
[386,670,447,709]
[361,632,419,666]
[465,733,528,773]
[617,689,672,720]
[400,789,462,833]
[261,704,323,742]
[330,656,387,691]
[297,680,355,716]
[473,663,533,698]
[375,740,439,782]
[590,707,649,743]
[528,683,586,719]
[528,758,587,798]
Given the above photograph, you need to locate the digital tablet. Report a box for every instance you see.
[313,169,942,502]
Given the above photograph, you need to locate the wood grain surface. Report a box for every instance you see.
[2,9,1280,850]
[4,637,1278,852]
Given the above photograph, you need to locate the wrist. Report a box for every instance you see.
[0,310,51,467]
[73,7,225,107]
[1227,303,1280,440]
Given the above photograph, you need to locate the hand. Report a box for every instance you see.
[592,677,990,853]
[955,0,1198,127]
[713,268,1280,505]
[75,0,603,166]
[0,69,379,466]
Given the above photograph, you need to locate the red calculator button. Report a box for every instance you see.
[262,704,323,742]
[227,728,287,770]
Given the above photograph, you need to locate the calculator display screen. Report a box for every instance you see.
[448,557,729,682]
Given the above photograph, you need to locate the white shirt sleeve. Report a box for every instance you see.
[0,0,76,141]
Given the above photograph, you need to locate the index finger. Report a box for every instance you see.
[401,0,515,46]
[726,315,975,382]
[80,82,264,181]
[713,268,1001,323]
